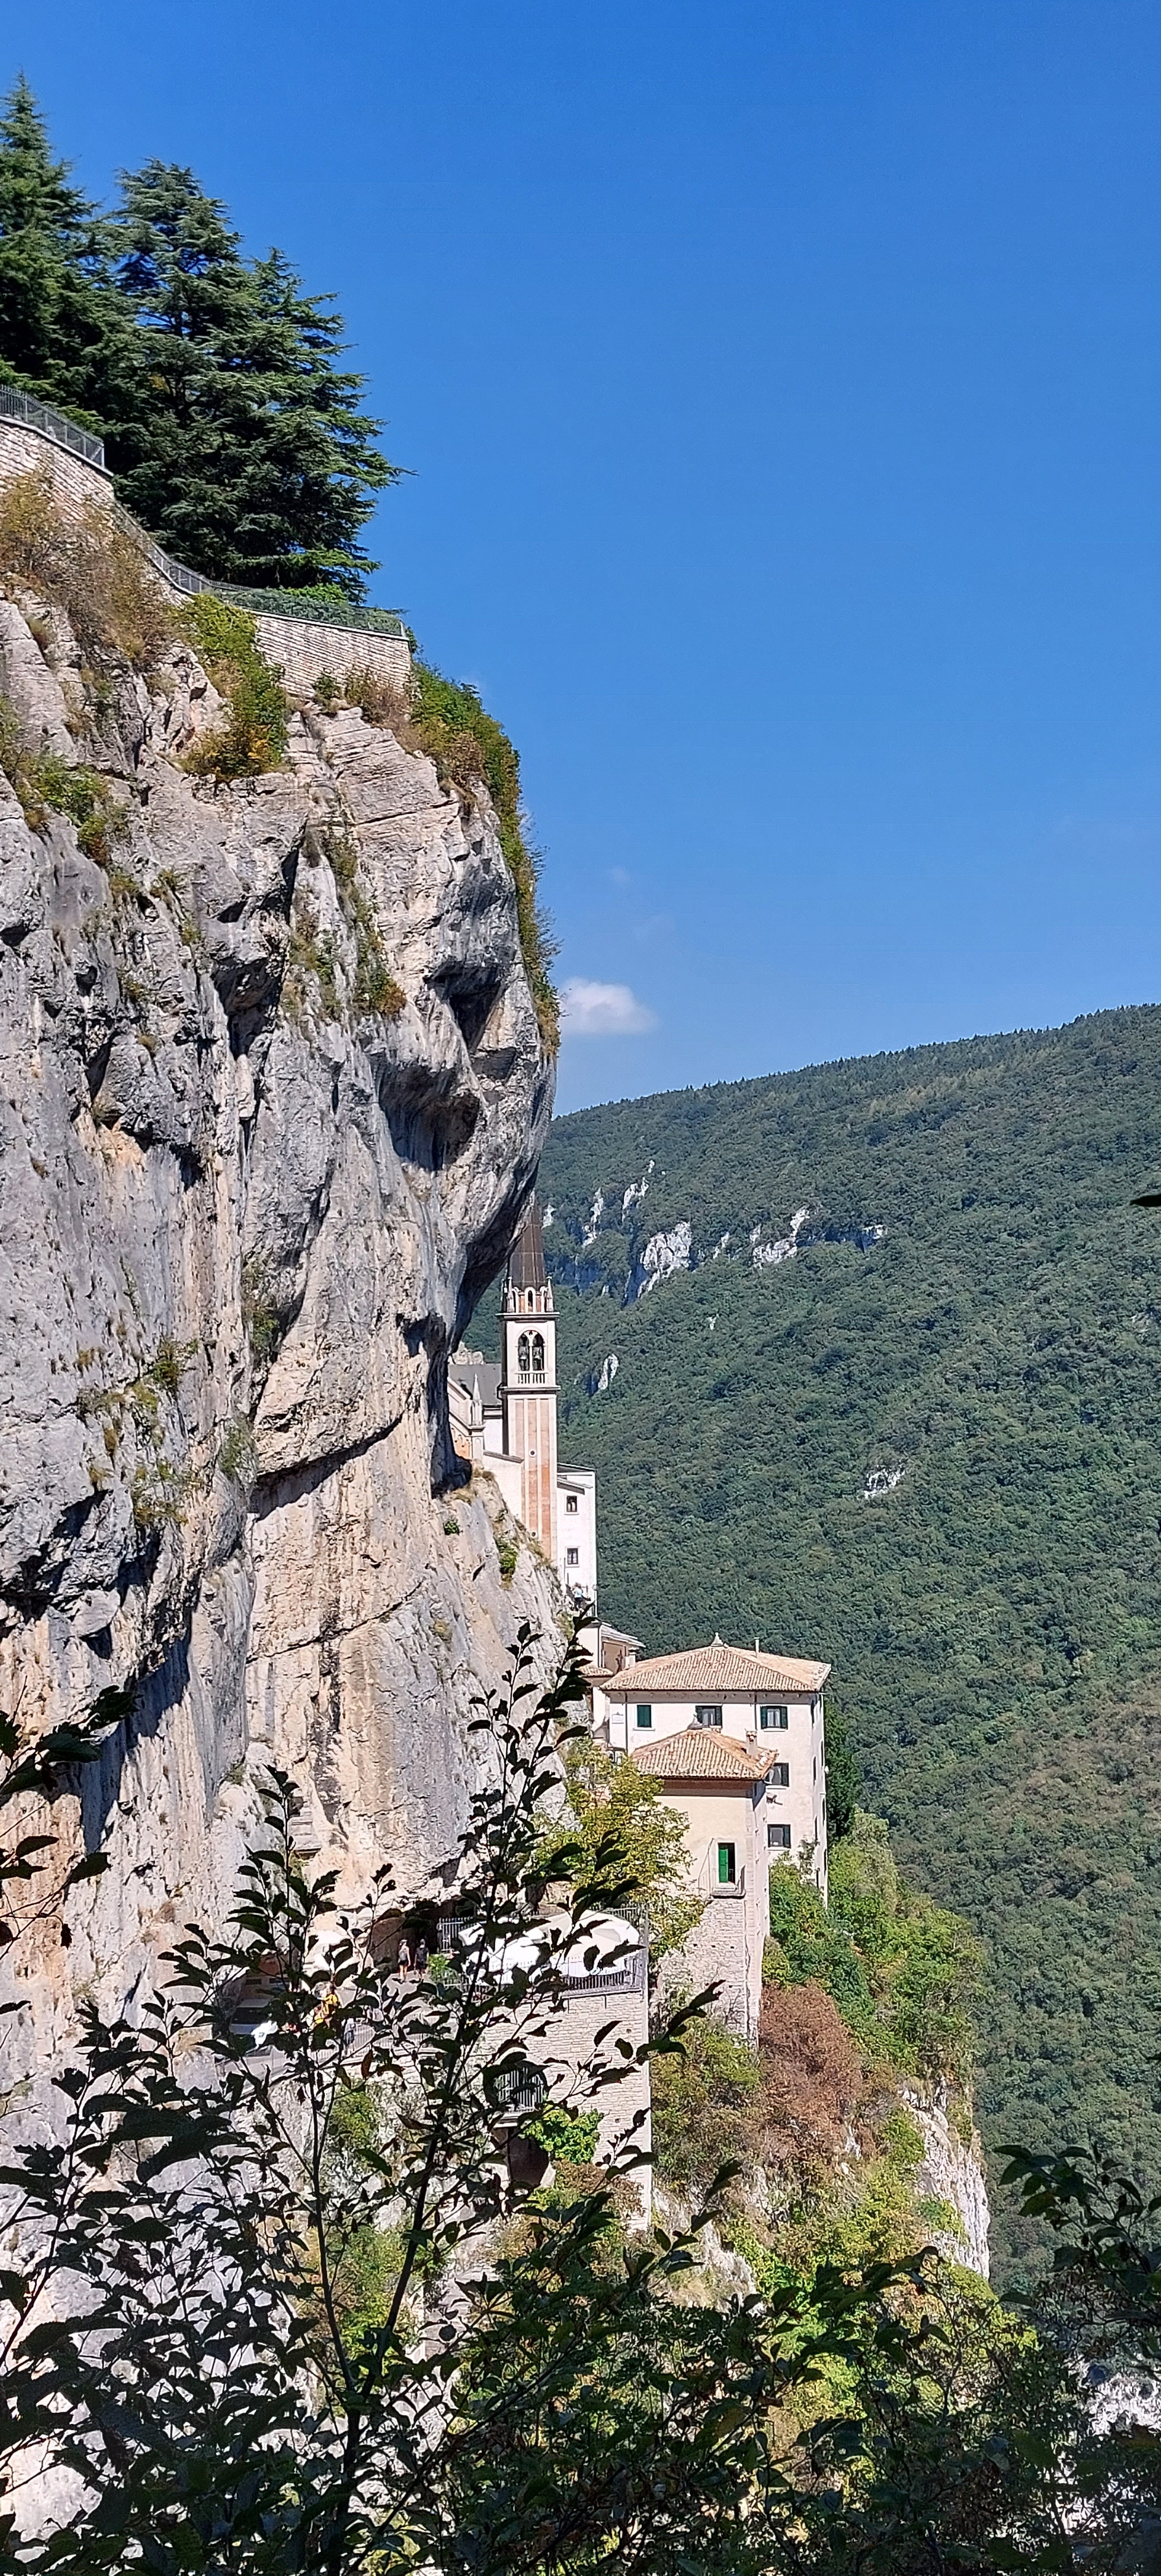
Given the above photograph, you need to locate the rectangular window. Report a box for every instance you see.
[768,1762,789,1787]
[695,1704,723,1729]
[768,1823,791,1850]
[759,1706,789,1730]
[565,1546,579,1566]
[717,1842,736,1884]
[565,1494,578,1514]
[635,1705,652,1730]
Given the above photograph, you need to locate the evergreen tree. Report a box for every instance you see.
[105,161,397,597]
[0,75,133,428]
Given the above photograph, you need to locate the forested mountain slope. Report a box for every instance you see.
[536,1006,1161,2276]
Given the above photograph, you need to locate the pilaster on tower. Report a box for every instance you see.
[500,1199,558,1569]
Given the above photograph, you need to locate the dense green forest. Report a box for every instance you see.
[534,1005,1161,2280]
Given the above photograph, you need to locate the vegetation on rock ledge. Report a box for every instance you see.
[181,593,289,777]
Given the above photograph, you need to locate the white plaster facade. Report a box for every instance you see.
[631,1730,782,2041]
[593,1641,831,1894]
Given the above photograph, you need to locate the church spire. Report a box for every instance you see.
[504,1198,551,1307]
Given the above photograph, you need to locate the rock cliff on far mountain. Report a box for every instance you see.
[0,594,562,2078]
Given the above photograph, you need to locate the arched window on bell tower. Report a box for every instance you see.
[518,1333,530,1373]
[531,1332,545,1373]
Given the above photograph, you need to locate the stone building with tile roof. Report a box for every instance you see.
[592,1635,831,1902]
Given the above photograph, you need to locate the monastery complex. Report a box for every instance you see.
[451,1203,832,2043]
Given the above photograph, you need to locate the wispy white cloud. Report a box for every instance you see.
[560,978,658,1037]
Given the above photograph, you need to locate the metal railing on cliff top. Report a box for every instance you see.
[0,383,406,638]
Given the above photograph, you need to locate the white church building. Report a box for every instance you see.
[448,1198,832,2038]
[448,1201,597,1606]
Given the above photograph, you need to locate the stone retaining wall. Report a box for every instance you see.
[252,614,409,698]
[0,415,113,518]
[0,413,411,696]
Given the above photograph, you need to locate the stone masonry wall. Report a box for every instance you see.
[254,614,410,699]
[0,414,411,698]
[0,416,114,516]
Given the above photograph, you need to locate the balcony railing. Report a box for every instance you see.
[0,383,106,467]
[0,386,405,636]
[114,502,406,632]
[516,1369,548,1387]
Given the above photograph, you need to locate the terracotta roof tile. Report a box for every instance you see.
[603,1642,830,1698]
[631,1728,782,1783]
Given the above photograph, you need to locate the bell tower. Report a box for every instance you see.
[500,1199,558,1568]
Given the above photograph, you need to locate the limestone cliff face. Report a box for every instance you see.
[0,598,563,2073]
[901,2085,991,2280]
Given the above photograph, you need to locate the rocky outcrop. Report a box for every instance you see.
[0,594,562,2076]
[901,2084,991,2279]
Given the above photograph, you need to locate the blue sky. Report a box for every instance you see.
[15,0,1161,1110]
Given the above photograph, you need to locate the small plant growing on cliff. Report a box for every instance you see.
[130,1456,196,1534]
[218,1417,257,1486]
[285,902,340,1022]
[343,662,413,731]
[242,1253,285,1369]
[0,462,62,587]
[0,469,172,669]
[323,824,405,1021]
[181,595,289,778]
[0,711,130,862]
[147,1335,197,1398]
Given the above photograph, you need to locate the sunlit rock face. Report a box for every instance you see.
[900,2085,991,2280]
[0,606,562,2074]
